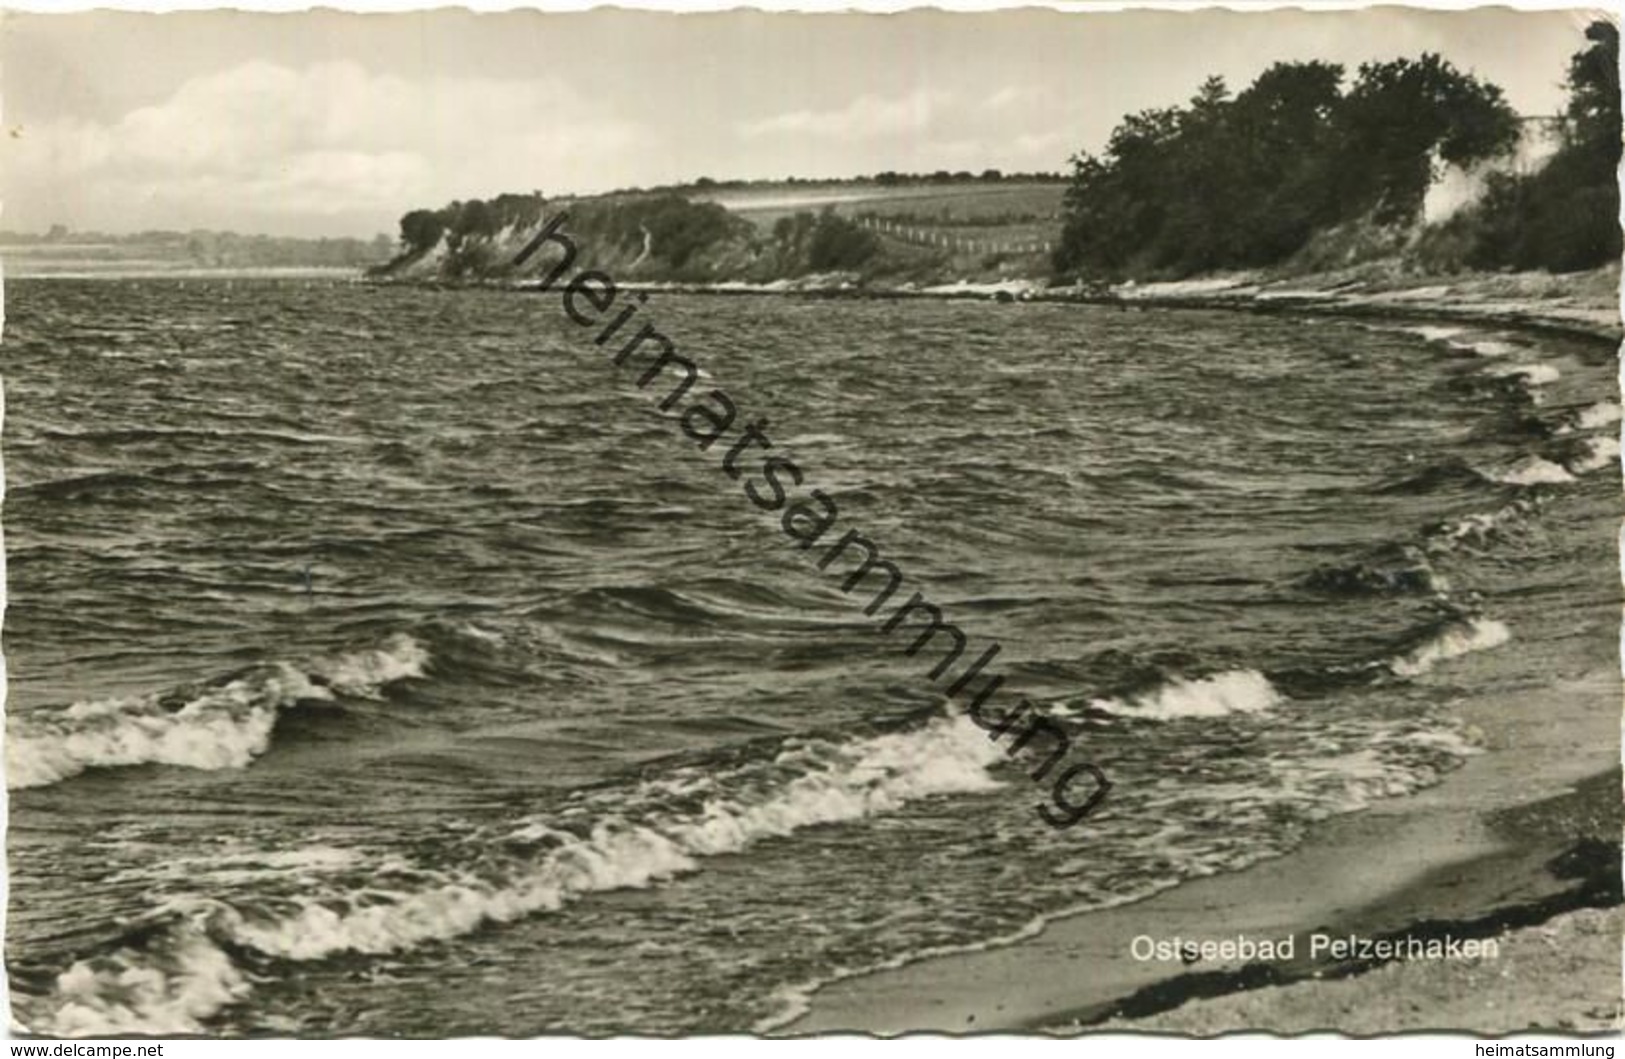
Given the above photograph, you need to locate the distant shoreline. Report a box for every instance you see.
[20,257,1615,347]
[366,263,1622,347]
[7,264,367,281]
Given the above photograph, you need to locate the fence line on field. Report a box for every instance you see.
[853,216,1053,256]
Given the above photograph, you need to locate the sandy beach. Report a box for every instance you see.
[783,668,1621,1035]
[608,265,1623,344]
[1098,265,1623,344]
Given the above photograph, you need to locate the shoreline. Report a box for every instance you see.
[777,663,1622,1036]
[370,264,1622,346]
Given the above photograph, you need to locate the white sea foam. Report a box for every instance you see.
[1450,337,1519,358]
[49,919,250,1036]
[1089,669,1280,720]
[216,825,696,961]
[1569,435,1620,475]
[317,633,431,696]
[41,716,1006,1031]
[1486,362,1561,386]
[224,716,1004,961]
[1493,456,1576,486]
[6,666,321,791]
[1390,617,1511,677]
[1264,725,1482,815]
[1433,502,1531,548]
[1467,340,1519,357]
[1402,325,1467,344]
[7,634,428,790]
[1573,401,1624,432]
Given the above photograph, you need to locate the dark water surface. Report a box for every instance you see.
[5,278,1618,1034]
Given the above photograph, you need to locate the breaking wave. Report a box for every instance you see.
[50,921,251,1037]
[1493,456,1577,486]
[1558,401,1623,434]
[1388,617,1511,678]
[1486,362,1562,387]
[1426,499,1539,550]
[6,634,429,790]
[1089,669,1280,720]
[1569,436,1620,475]
[41,715,1006,1033]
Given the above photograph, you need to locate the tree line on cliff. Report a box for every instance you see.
[386,188,887,283]
[1053,21,1620,279]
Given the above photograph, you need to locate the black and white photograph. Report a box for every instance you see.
[2,4,1621,1038]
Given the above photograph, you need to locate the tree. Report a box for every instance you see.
[1227,61,1346,260]
[1438,19,1620,273]
[399,209,446,253]
[1566,20,1621,161]
[1054,106,1182,274]
[1054,51,1521,278]
[1332,53,1519,223]
[806,208,879,271]
[452,199,496,241]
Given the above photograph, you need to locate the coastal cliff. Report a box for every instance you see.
[367,185,1052,290]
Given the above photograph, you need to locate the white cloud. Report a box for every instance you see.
[980,85,1047,112]
[738,89,950,140]
[3,60,647,235]
[1012,131,1072,155]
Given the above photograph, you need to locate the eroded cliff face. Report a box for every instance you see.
[371,196,782,285]
[366,188,1045,288]
[1423,117,1567,227]
[1277,116,1582,277]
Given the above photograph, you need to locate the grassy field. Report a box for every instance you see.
[697,180,1066,260]
[701,181,1059,219]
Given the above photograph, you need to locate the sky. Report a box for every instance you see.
[0,7,1604,238]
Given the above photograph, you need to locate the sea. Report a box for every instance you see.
[5,277,1619,1035]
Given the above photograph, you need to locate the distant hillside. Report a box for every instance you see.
[369,181,1064,287]
[2,228,394,277]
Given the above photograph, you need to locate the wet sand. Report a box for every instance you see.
[1099,266,1622,343]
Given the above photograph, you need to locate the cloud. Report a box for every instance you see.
[738,89,950,140]
[3,60,647,235]
[1012,131,1072,155]
[979,85,1047,112]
